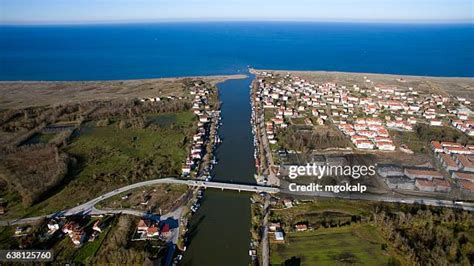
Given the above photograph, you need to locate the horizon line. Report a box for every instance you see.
[1,18,473,26]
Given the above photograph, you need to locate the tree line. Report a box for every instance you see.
[373,204,474,265]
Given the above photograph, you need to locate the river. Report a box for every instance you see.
[182,74,257,265]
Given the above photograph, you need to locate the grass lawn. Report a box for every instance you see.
[6,111,195,218]
[270,224,400,265]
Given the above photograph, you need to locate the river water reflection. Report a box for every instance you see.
[182,75,257,266]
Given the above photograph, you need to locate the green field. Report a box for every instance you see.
[66,112,194,183]
[271,199,373,226]
[5,111,195,218]
[270,224,400,266]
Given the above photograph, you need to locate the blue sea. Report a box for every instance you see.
[0,22,473,80]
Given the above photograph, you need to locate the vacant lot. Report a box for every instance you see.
[97,184,188,214]
[277,126,350,151]
[389,129,426,153]
[270,224,400,265]
[271,199,373,229]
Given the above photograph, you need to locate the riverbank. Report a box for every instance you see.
[250,77,280,187]
[175,79,224,258]
[0,73,257,265]
[181,74,257,266]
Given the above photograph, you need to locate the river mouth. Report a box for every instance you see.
[182,74,257,265]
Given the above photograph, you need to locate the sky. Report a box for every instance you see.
[0,0,473,24]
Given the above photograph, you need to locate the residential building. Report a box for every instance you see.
[274,231,285,241]
[455,154,474,172]
[415,179,435,192]
[404,168,443,180]
[452,172,474,183]
[432,178,452,192]
[459,179,474,193]
[295,224,308,232]
[161,223,171,238]
[438,153,459,172]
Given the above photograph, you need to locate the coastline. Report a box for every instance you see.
[0,74,247,109]
[250,68,474,101]
[249,68,474,80]
[250,68,474,80]
[0,74,248,84]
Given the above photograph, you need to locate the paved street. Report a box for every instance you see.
[261,196,271,266]
[0,178,278,226]
[279,180,474,211]
[1,177,472,226]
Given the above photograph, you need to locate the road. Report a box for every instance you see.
[1,178,473,226]
[279,180,474,211]
[261,196,270,266]
[253,96,280,187]
[0,178,278,226]
[65,178,278,217]
[188,180,279,193]
[2,175,473,266]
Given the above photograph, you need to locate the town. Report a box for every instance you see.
[1,71,473,266]
[251,70,474,198]
[180,81,221,180]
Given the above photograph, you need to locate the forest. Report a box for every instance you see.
[0,145,70,206]
[373,204,474,265]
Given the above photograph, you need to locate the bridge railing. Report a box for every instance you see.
[187,180,279,193]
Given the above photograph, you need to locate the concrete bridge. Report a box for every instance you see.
[0,177,278,226]
[63,178,277,216]
[188,180,280,193]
